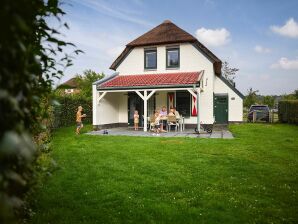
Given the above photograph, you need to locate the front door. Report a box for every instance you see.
[214,94,228,124]
[128,93,144,126]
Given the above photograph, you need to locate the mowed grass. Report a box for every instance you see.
[31,124,298,224]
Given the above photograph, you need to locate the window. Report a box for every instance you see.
[166,47,179,68]
[144,49,157,69]
[176,91,190,117]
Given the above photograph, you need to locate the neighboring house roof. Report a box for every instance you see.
[110,20,222,75]
[97,71,203,90]
[58,78,78,89]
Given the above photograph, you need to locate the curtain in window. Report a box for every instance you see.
[168,92,175,111]
[191,96,197,116]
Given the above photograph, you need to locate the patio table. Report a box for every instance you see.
[147,116,185,132]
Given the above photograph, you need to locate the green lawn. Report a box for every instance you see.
[30,124,298,224]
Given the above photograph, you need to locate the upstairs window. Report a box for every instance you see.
[166,47,179,68]
[144,49,157,69]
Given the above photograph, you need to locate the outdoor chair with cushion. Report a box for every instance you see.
[167,115,179,132]
[149,115,155,131]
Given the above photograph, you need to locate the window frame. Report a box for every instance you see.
[144,48,157,70]
[166,47,180,69]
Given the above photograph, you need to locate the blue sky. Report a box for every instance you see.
[57,0,298,95]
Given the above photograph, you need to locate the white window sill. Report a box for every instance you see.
[144,69,157,72]
[166,67,180,70]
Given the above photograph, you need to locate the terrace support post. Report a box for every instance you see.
[92,84,97,126]
[143,90,148,132]
[197,88,201,134]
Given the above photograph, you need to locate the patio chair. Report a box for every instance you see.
[167,115,179,132]
[149,115,155,131]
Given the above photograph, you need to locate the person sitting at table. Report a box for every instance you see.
[167,107,178,131]
[159,106,167,132]
[173,107,180,119]
[168,107,175,116]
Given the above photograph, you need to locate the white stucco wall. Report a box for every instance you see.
[93,92,126,125]
[118,93,128,123]
[213,76,243,122]
[116,43,215,124]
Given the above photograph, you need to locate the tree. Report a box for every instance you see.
[75,70,104,99]
[295,89,298,99]
[263,96,275,108]
[244,88,259,108]
[0,0,80,222]
[221,61,239,84]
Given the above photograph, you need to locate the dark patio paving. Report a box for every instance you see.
[87,127,234,139]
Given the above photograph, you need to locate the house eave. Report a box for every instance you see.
[218,75,245,99]
[97,83,200,91]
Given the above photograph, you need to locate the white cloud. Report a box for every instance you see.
[195,27,231,47]
[254,45,271,54]
[270,18,298,38]
[271,57,298,70]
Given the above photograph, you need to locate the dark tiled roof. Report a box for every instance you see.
[127,20,197,47]
[109,20,222,75]
[98,71,203,90]
[59,78,78,88]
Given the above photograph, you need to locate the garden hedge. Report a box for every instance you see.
[53,96,92,128]
[278,100,298,124]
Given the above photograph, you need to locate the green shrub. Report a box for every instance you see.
[53,96,92,128]
[0,0,80,223]
[278,100,298,124]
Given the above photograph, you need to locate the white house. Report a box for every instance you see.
[92,20,243,131]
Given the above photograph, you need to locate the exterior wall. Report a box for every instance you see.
[93,92,125,125]
[116,43,215,124]
[213,76,243,122]
[118,93,128,123]
[155,91,167,110]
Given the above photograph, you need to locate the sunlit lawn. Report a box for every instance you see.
[30,124,298,223]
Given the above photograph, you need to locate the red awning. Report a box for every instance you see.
[98,71,203,90]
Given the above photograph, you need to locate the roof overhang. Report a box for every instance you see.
[97,84,200,91]
[97,71,203,91]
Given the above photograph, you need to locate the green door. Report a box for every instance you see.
[214,94,228,124]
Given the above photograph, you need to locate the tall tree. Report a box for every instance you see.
[263,96,275,108]
[244,88,259,108]
[294,89,298,99]
[221,61,239,84]
[75,70,104,99]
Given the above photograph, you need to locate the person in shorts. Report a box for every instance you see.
[76,106,86,135]
[134,110,139,130]
[152,110,161,136]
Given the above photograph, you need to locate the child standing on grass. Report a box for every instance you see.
[134,110,139,130]
[76,106,86,135]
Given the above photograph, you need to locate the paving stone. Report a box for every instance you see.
[87,128,233,139]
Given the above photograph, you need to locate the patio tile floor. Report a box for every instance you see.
[87,128,234,139]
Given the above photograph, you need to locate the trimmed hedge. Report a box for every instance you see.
[53,96,92,128]
[278,100,298,124]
